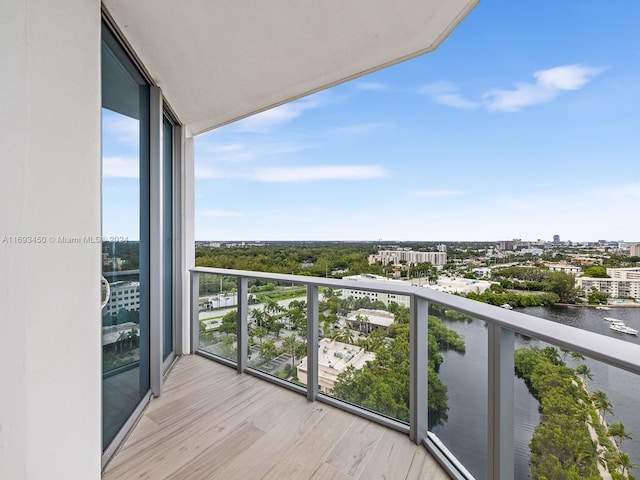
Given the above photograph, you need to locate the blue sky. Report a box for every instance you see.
[107,1,640,242]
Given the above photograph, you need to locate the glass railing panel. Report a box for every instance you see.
[512,334,539,480]
[198,273,238,362]
[514,340,640,480]
[247,280,308,387]
[318,288,411,423]
[428,303,488,480]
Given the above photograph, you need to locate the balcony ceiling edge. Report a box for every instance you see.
[103,0,478,134]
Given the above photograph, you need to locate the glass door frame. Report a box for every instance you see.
[161,110,183,375]
[101,11,184,468]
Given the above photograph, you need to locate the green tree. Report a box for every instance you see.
[220,310,237,335]
[591,390,614,423]
[576,438,605,477]
[253,326,268,345]
[287,299,306,331]
[614,451,636,478]
[259,339,277,362]
[607,421,633,449]
[575,364,593,387]
[337,327,355,344]
[332,315,464,421]
[546,271,582,303]
[282,334,301,376]
[588,287,608,305]
[583,266,608,278]
[251,308,265,327]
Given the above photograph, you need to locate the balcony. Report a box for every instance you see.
[103,267,640,480]
[102,354,449,480]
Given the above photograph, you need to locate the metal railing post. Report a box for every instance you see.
[237,277,248,373]
[306,285,319,401]
[190,271,200,353]
[487,323,514,480]
[410,295,428,444]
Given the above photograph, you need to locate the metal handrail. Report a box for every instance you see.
[191,266,640,376]
[190,266,640,480]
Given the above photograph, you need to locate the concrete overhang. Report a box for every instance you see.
[103,0,479,135]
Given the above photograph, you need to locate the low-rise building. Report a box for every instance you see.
[545,263,582,275]
[428,277,495,294]
[346,309,395,333]
[297,338,375,394]
[339,274,410,308]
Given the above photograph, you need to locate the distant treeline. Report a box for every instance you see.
[195,243,383,277]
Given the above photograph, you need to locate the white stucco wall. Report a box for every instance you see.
[0,1,102,479]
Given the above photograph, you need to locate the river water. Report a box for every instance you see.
[430,305,640,480]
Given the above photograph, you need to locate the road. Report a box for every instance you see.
[199,295,307,321]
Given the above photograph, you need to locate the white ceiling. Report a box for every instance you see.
[104,0,479,135]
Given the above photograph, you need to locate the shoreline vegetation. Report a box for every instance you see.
[515,346,636,479]
[330,306,465,422]
[199,285,466,423]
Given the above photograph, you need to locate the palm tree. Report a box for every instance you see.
[591,390,614,423]
[574,404,592,427]
[575,364,593,386]
[576,438,605,477]
[265,300,283,316]
[615,452,636,477]
[251,307,265,327]
[282,334,300,374]
[570,351,585,364]
[607,421,633,449]
[117,331,128,353]
[337,327,354,345]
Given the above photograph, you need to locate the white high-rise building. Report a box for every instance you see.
[369,249,447,267]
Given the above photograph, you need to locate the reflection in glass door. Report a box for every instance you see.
[101,24,150,451]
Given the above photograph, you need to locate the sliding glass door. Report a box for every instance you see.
[101,23,150,451]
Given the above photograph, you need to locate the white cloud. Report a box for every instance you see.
[211,143,245,153]
[194,165,242,180]
[199,209,243,217]
[103,156,139,178]
[535,65,603,90]
[418,82,480,109]
[198,140,311,165]
[421,65,605,112]
[253,165,386,182]
[484,64,606,112]
[102,113,139,144]
[233,92,331,133]
[196,161,387,183]
[411,189,466,197]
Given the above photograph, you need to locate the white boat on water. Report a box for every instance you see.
[609,323,639,336]
[604,317,625,323]
[595,306,611,310]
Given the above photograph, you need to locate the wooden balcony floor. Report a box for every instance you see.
[103,354,450,480]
